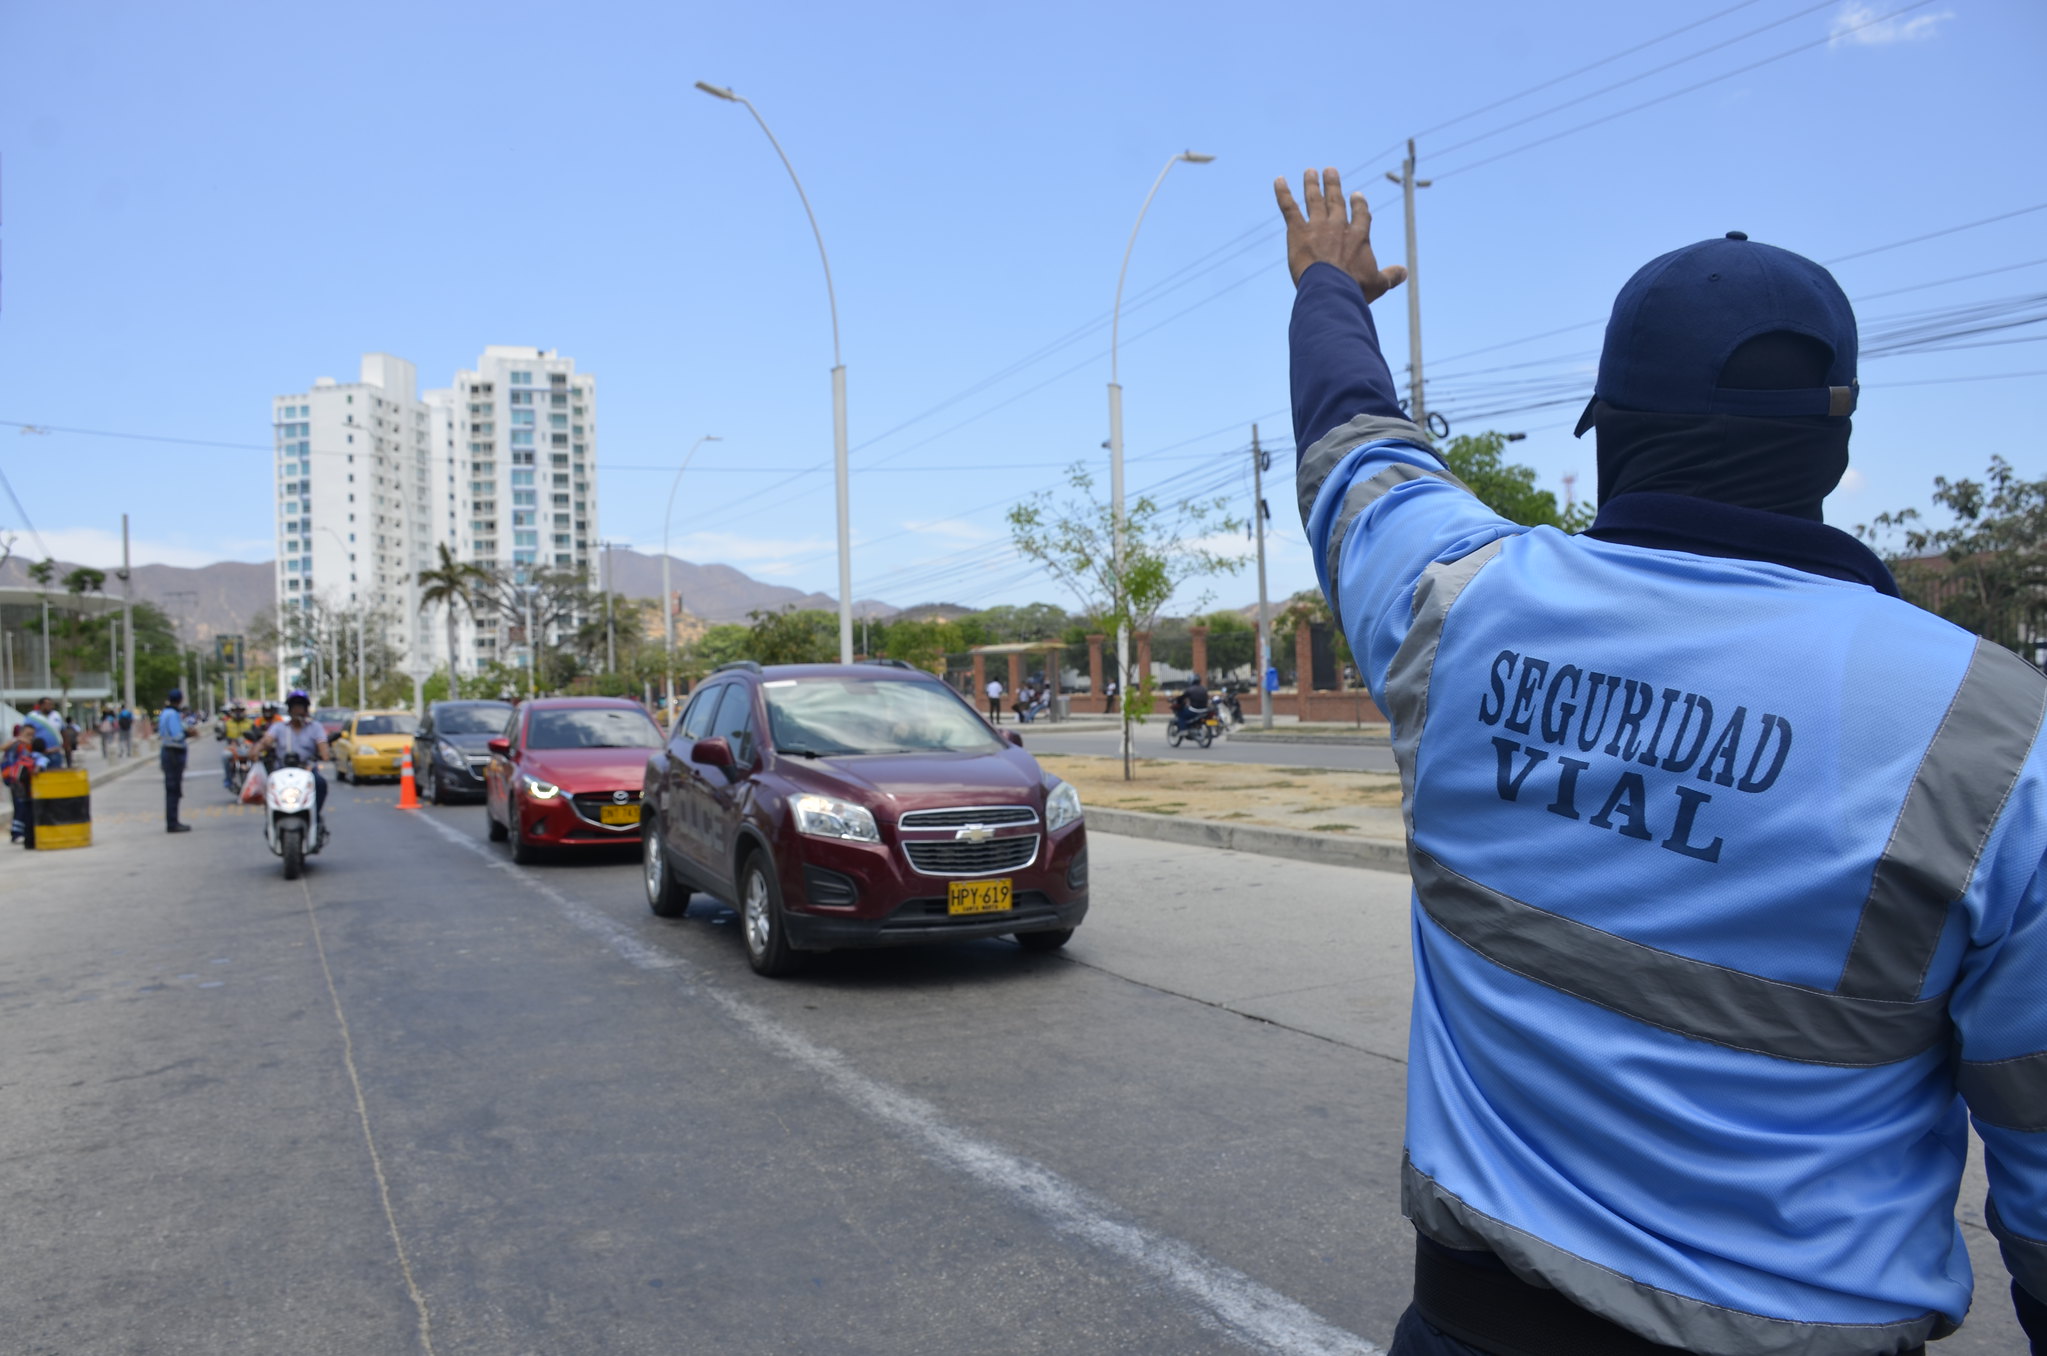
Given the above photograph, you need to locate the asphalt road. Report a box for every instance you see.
[1017,720,1398,774]
[0,747,2023,1355]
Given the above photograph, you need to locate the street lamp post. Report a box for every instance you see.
[696,81,854,663]
[1108,150,1214,778]
[663,434,722,715]
[317,526,367,708]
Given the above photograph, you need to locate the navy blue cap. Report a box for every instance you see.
[1574,233,1858,436]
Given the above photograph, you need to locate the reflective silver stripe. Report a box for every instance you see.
[1989,1198,2047,1299]
[1838,640,2047,1000]
[1295,412,1433,521]
[1323,464,1469,628]
[1404,1156,1951,1356]
[1412,848,1952,1066]
[1960,1050,2047,1132]
[1385,541,1506,844]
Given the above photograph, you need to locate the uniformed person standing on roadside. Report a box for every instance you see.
[159,688,191,833]
[1274,167,2047,1355]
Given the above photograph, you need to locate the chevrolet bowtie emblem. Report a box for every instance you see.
[955,825,994,844]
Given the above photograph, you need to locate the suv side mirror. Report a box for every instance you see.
[692,737,734,769]
[487,737,511,758]
[1006,730,1024,748]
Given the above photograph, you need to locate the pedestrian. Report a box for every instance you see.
[4,724,45,846]
[985,675,1004,724]
[1103,677,1119,715]
[158,688,192,833]
[1275,167,2047,1353]
[117,705,134,756]
[98,709,116,759]
[24,697,62,756]
[59,714,79,769]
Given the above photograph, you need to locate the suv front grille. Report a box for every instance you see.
[899,805,1037,830]
[903,836,1038,876]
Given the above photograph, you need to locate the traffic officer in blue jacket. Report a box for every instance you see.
[159,688,191,833]
[1274,167,2047,1355]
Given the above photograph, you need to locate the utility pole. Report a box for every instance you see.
[1385,139,1433,427]
[1251,425,1274,731]
[119,515,136,716]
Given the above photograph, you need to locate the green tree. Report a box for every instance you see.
[691,624,753,671]
[1439,432,1591,531]
[964,602,1071,643]
[1008,462,1246,778]
[879,618,958,673]
[417,543,490,700]
[745,607,838,665]
[1859,455,2047,663]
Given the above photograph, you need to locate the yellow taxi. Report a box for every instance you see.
[334,709,420,783]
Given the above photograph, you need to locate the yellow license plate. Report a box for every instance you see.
[948,878,1013,915]
[599,804,641,825]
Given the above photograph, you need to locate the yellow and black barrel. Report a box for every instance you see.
[29,767,91,849]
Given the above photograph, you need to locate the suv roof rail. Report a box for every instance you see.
[856,658,916,669]
[714,660,763,674]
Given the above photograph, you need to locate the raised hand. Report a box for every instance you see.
[1273,166,1407,302]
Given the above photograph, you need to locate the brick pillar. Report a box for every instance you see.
[1189,625,1210,684]
[1136,631,1153,708]
[1007,652,1024,711]
[1295,625,1315,695]
[972,652,987,707]
[1087,634,1105,712]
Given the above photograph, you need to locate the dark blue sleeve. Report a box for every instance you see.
[1288,262,1405,455]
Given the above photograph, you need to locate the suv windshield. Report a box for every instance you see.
[435,704,512,735]
[527,708,663,750]
[764,677,1002,756]
[356,714,417,737]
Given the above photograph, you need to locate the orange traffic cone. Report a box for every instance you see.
[396,746,420,810]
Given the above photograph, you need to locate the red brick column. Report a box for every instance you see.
[971,652,987,705]
[1087,634,1105,712]
[1295,625,1315,693]
[1189,625,1209,684]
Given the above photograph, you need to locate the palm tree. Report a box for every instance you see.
[417,544,488,700]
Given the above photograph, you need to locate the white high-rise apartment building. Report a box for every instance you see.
[424,346,599,674]
[271,354,436,693]
[275,346,598,690]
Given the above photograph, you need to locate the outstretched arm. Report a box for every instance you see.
[1273,168,1409,451]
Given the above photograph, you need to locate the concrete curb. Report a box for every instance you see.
[1229,728,1392,748]
[1085,807,1407,875]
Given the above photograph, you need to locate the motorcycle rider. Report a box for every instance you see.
[1171,677,1213,736]
[220,707,255,789]
[252,690,331,826]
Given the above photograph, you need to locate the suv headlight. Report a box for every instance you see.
[1045,779,1082,832]
[792,793,879,843]
[521,774,562,800]
[438,741,467,766]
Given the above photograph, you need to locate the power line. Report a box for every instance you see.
[1825,203,2047,266]
[0,460,52,561]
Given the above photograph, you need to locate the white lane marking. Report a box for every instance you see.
[297,872,439,1356]
[410,810,1382,1356]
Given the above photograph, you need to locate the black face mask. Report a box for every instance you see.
[1590,402,1850,522]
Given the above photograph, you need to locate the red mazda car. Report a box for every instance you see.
[483,697,664,862]
[640,662,1088,976]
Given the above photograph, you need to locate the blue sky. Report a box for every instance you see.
[1,0,2041,615]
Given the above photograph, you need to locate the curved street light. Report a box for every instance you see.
[697,81,854,663]
[662,433,722,715]
[1107,150,1214,776]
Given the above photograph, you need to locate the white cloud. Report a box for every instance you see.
[11,525,272,570]
[1835,467,1868,496]
[1830,2,1954,46]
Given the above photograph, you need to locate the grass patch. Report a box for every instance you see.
[1308,823,1356,832]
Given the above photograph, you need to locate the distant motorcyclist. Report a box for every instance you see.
[253,690,331,818]
[1171,678,1212,734]
[220,708,256,789]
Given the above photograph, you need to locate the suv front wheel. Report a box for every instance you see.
[644,816,691,919]
[740,853,800,978]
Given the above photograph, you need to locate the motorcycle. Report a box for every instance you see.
[226,737,256,796]
[264,752,326,880]
[1166,705,1218,750]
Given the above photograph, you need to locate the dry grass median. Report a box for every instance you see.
[1036,752,1405,839]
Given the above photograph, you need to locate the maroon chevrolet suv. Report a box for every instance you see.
[640,662,1088,976]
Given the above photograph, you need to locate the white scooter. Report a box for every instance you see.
[265,753,327,880]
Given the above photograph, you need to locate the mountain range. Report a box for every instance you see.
[0,549,898,644]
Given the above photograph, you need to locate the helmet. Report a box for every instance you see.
[285,689,312,708]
